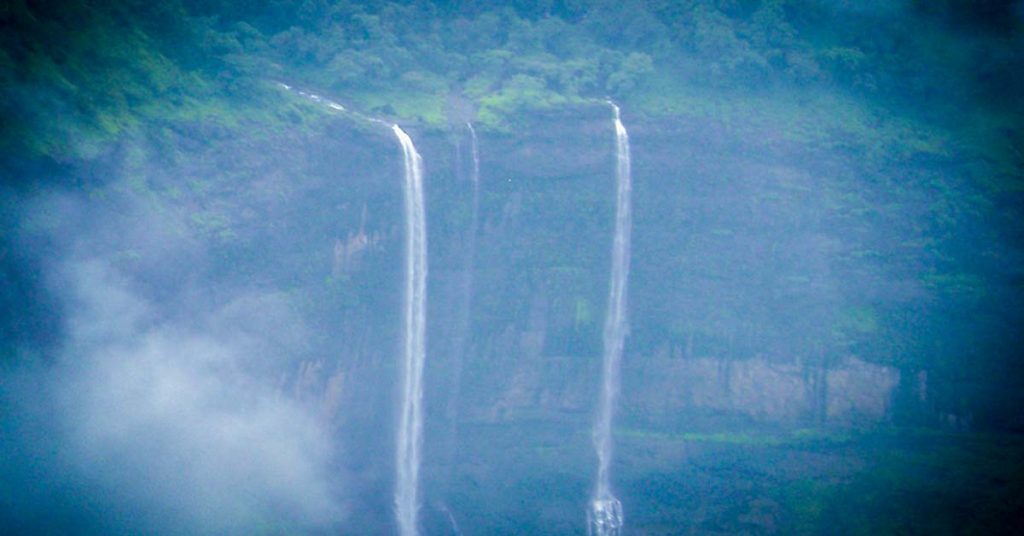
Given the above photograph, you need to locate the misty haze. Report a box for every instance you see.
[2,1,1023,534]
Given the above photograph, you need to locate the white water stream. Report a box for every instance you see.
[393,125,428,536]
[276,81,432,536]
[589,102,632,536]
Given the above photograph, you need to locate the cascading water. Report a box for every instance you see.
[436,122,480,532]
[277,82,346,111]
[444,122,480,456]
[274,83,432,533]
[448,125,479,416]
[466,122,481,186]
[589,102,632,536]
[393,125,428,536]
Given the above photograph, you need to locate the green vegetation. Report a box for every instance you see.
[6,1,1021,170]
[2,0,1023,427]
[619,426,858,446]
[454,424,1024,534]
[613,425,1024,533]
[2,3,1024,532]
[774,430,1024,534]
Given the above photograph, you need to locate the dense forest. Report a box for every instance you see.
[5,1,1023,148]
[2,0,1024,534]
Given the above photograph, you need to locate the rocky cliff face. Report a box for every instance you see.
[6,92,989,533]
[9,96,959,500]
[405,106,928,433]
[167,100,941,441]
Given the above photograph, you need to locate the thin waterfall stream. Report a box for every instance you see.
[278,82,431,535]
[393,125,428,536]
[589,102,632,536]
[444,122,481,470]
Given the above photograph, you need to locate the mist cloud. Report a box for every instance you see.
[1,185,345,534]
[51,261,343,534]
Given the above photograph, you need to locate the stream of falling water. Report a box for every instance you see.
[445,122,480,451]
[275,82,432,535]
[393,125,428,536]
[589,102,632,536]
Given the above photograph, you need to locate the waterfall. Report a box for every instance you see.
[467,122,481,185]
[276,82,346,111]
[274,82,431,533]
[444,122,481,468]
[393,125,428,536]
[589,102,632,536]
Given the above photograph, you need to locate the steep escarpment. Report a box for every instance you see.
[404,103,993,436]
[4,79,1008,450]
[126,91,996,444]
[4,1,1024,534]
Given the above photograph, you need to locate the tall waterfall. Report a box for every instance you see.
[589,102,632,536]
[444,122,481,458]
[393,125,428,536]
